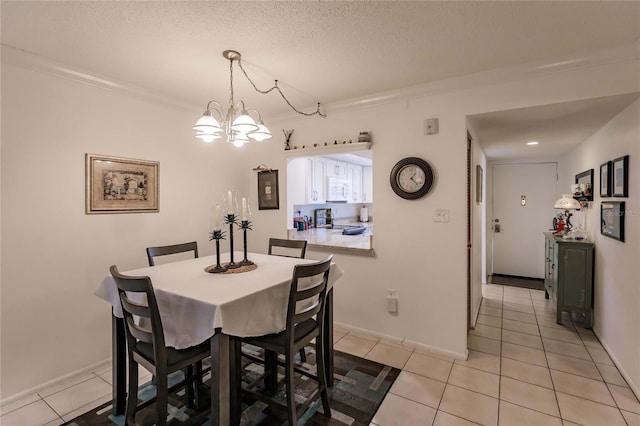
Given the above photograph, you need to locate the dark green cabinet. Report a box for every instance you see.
[544,233,594,328]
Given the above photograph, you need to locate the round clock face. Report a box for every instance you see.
[390,157,434,199]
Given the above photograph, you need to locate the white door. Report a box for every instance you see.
[492,163,557,279]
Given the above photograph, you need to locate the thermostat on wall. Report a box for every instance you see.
[424,118,439,135]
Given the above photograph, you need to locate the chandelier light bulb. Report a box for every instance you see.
[232,132,250,147]
[196,132,218,143]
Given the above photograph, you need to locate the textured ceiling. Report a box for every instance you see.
[2,1,639,159]
[468,93,640,161]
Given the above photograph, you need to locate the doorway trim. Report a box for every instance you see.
[466,131,472,331]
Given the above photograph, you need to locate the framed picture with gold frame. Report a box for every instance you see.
[85,154,159,214]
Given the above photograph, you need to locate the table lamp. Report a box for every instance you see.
[554,194,582,233]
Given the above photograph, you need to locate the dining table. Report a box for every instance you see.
[94,251,343,425]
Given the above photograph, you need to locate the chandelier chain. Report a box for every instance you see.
[237,59,326,118]
[229,58,234,107]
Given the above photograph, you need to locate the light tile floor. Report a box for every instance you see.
[2,284,639,425]
[371,284,640,426]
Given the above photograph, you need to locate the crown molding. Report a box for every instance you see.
[1,45,199,112]
[4,41,638,120]
[295,41,640,117]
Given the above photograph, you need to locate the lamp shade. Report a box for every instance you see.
[193,113,222,134]
[554,194,582,210]
[230,113,259,134]
[248,123,272,141]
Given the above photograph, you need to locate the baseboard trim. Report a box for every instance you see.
[334,321,467,361]
[592,328,640,402]
[0,358,111,408]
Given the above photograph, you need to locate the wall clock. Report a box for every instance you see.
[389,157,434,200]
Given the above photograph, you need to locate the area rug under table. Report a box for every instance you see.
[63,348,400,426]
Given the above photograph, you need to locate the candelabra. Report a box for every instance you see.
[225,213,240,269]
[208,229,227,273]
[238,220,254,266]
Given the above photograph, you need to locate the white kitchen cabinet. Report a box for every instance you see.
[348,164,363,203]
[326,158,348,178]
[362,166,373,203]
[287,157,307,205]
[287,157,326,204]
[308,157,326,203]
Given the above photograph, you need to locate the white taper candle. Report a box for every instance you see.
[242,198,247,221]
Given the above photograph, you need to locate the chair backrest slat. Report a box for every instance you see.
[294,302,322,323]
[286,255,332,337]
[110,265,166,355]
[119,297,150,318]
[146,241,198,266]
[125,316,154,344]
[268,238,307,259]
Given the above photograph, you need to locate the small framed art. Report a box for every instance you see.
[574,169,594,201]
[257,169,280,210]
[612,155,629,197]
[600,201,625,242]
[600,161,611,197]
[476,165,483,203]
[85,154,159,214]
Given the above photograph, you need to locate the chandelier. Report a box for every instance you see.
[193,50,325,147]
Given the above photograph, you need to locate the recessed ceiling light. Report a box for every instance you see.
[527,141,539,146]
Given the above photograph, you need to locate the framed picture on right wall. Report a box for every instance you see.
[600,161,611,197]
[612,155,629,197]
[601,201,625,242]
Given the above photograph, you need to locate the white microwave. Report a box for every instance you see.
[326,177,350,202]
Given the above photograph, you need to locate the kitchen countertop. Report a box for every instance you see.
[290,222,373,252]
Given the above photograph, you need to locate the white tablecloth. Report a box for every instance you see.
[94,252,343,349]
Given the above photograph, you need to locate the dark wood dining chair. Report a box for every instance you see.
[231,254,333,425]
[146,241,207,388]
[110,265,210,426]
[268,238,307,259]
[146,241,198,266]
[268,237,309,361]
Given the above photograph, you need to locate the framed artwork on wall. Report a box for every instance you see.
[574,169,594,201]
[476,165,483,203]
[85,154,159,214]
[612,155,629,197]
[600,201,625,242]
[257,169,279,210]
[600,161,612,197]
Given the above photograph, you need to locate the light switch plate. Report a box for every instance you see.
[434,208,449,222]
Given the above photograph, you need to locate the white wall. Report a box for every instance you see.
[1,45,638,401]
[558,99,640,397]
[246,50,640,362]
[0,55,253,399]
